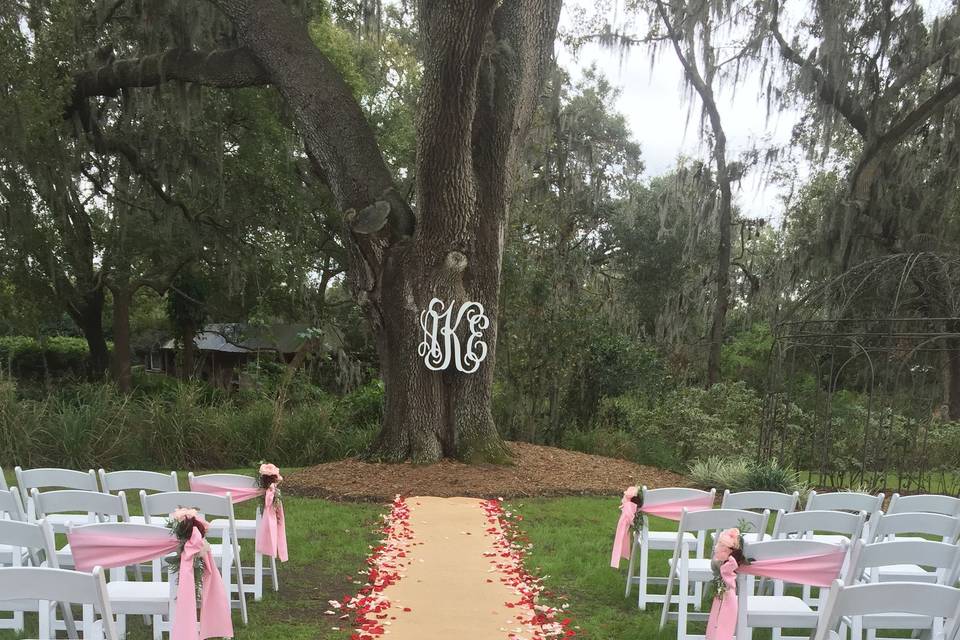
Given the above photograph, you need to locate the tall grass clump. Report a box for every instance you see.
[0,375,383,470]
[688,456,807,496]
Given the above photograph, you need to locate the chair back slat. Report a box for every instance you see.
[141,490,234,520]
[722,490,799,513]
[14,467,98,511]
[0,519,57,563]
[871,511,960,542]
[679,508,769,535]
[806,490,883,514]
[774,509,866,538]
[99,469,178,494]
[642,486,714,506]
[887,493,960,517]
[33,489,128,520]
[189,472,257,489]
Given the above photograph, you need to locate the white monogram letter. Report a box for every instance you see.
[418,298,489,373]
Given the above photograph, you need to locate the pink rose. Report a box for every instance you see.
[259,463,281,478]
[623,486,639,499]
[171,507,198,522]
[716,528,740,551]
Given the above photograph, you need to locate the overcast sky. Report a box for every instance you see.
[555,2,799,222]
[555,0,955,222]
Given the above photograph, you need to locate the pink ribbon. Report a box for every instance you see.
[254,484,288,562]
[190,480,287,562]
[189,481,263,504]
[69,522,234,640]
[705,549,847,640]
[610,493,715,568]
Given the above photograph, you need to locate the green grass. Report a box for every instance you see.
[518,496,687,639]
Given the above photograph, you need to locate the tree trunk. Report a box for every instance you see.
[67,286,109,379]
[181,324,197,380]
[707,172,732,387]
[110,286,133,393]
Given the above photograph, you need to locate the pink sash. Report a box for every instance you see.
[69,524,233,640]
[190,480,288,562]
[705,549,846,640]
[611,493,715,568]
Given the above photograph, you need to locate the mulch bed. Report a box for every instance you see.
[285,441,687,501]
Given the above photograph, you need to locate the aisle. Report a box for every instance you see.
[378,496,525,639]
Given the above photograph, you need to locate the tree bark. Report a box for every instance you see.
[110,286,133,393]
[66,286,109,379]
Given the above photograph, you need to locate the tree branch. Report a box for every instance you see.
[852,74,960,201]
[70,47,269,106]
[769,0,871,138]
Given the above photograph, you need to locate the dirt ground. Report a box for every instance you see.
[285,441,688,501]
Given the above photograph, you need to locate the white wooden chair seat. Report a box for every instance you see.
[106,581,172,615]
[845,612,934,628]
[667,557,713,579]
[872,564,936,583]
[209,517,257,537]
[646,530,697,546]
[746,594,817,624]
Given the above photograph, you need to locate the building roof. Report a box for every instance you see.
[161,323,312,354]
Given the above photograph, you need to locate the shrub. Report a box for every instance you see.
[688,455,807,497]
[688,456,751,492]
[0,336,98,379]
[0,377,380,470]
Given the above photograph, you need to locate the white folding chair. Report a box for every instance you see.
[814,581,960,640]
[0,566,118,640]
[189,471,277,601]
[720,491,799,542]
[0,490,27,566]
[845,538,960,593]
[806,490,884,540]
[660,507,770,639]
[14,466,99,524]
[0,466,7,492]
[625,486,716,609]
[99,469,179,524]
[33,489,131,568]
[773,509,865,605]
[0,518,72,636]
[868,511,960,584]
[141,490,248,625]
[733,539,847,640]
[887,493,960,517]
[69,521,178,640]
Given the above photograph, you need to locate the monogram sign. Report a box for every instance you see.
[418,298,489,373]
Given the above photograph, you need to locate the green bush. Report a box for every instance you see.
[0,336,96,379]
[688,456,807,496]
[0,376,380,470]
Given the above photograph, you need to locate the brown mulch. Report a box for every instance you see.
[285,441,688,502]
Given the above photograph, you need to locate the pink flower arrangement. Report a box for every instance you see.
[709,527,749,599]
[714,527,741,563]
[170,507,199,523]
[259,463,283,481]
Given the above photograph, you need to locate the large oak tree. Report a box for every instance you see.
[66,0,562,462]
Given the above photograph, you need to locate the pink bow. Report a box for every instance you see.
[190,480,287,561]
[255,483,288,562]
[69,523,233,640]
[610,492,715,568]
[705,549,847,640]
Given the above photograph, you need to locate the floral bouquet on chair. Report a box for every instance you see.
[166,507,209,597]
[624,486,644,531]
[708,526,750,600]
[256,462,283,510]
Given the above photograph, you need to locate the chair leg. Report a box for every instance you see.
[677,569,689,640]
[231,532,249,624]
[153,614,163,640]
[638,544,649,610]
[269,554,279,592]
[254,551,263,601]
[625,538,638,598]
